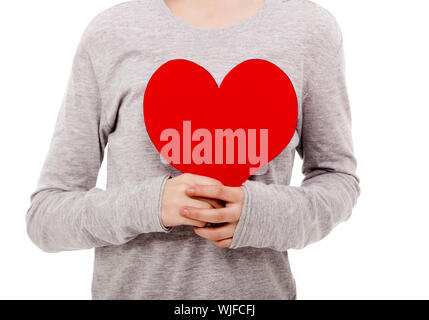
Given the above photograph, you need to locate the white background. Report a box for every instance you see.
[0,0,428,300]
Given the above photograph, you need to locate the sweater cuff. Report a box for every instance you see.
[157,174,173,232]
[135,174,172,234]
[230,181,253,249]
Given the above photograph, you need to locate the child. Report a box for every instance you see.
[27,0,360,300]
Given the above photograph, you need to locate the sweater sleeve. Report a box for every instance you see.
[230,22,360,252]
[26,32,171,253]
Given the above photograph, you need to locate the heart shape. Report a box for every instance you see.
[144,59,297,187]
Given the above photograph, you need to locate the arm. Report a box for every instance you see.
[26,33,171,253]
[229,23,360,252]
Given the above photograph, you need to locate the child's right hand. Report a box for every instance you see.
[161,173,224,228]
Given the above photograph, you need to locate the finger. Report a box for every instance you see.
[186,185,242,202]
[183,218,208,228]
[212,238,232,249]
[193,223,236,241]
[185,198,215,209]
[192,197,225,209]
[181,206,238,224]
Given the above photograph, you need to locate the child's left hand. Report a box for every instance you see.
[181,184,245,248]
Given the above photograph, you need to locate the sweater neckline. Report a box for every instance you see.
[153,0,274,36]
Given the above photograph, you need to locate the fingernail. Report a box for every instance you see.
[183,208,189,215]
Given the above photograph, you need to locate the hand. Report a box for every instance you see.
[161,173,224,228]
[181,184,245,248]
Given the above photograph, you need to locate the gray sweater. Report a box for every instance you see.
[26,0,360,300]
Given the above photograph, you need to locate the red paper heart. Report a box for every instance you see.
[144,59,297,187]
